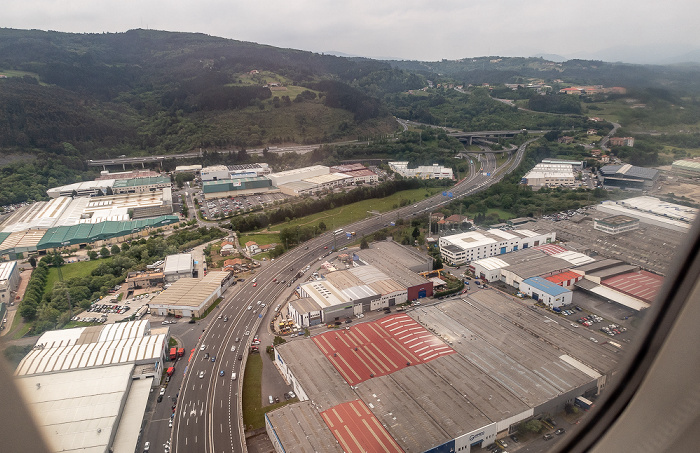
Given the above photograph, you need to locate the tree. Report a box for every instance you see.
[111,244,121,255]
[52,252,64,267]
[121,243,130,252]
[318,221,327,231]
[360,237,369,249]
[412,227,420,239]
[28,256,37,268]
[99,247,110,258]
[433,256,443,270]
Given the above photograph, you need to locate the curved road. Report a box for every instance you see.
[171,138,536,453]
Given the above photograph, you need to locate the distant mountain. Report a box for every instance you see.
[565,43,700,65]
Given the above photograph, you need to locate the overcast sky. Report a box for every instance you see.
[4,0,700,62]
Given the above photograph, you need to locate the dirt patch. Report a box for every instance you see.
[657,177,700,201]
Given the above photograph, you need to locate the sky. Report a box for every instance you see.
[4,0,700,63]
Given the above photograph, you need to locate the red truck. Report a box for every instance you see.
[166,367,175,377]
[169,348,177,360]
[177,347,185,358]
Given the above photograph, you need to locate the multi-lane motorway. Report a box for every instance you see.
[170,139,534,453]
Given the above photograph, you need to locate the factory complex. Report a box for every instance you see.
[199,163,379,199]
[268,288,620,453]
[0,171,179,258]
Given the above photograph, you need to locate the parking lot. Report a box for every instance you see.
[199,192,289,219]
[73,290,161,325]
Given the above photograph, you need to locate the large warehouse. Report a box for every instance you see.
[598,164,659,191]
[268,165,329,186]
[15,320,168,453]
[596,196,697,232]
[439,229,556,265]
[389,161,454,179]
[202,176,277,199]
[521,163,576,188]
[148,271,233,317]
[269,290,619,453]
[0,260,20,304]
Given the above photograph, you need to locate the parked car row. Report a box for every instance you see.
[72,316,107,323]
[577,314,603,326]
[88,303,131,315]
[601,323,627,336]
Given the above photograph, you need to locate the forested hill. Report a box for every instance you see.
[0,28,423,159]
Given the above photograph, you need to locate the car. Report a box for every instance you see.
[272,278,277,282]
[200,345,206,350]
[219,370,225,376]
[235,337,240,342]
[157,395,163,403]
[324,246,328,249]
[231,345,236,351]
[231,373,237,380]
[168,419,172,428]
[223,316,228,322]
[288,391,295,398]
[159,388,166,396]
[143,441,150,451]
[248,305,252,310]
[269,395,275,404]
[211,356,216,362]
[238,355,242,361]
[555,428,566,435]
[509,434,519,443]
[218,314,222,319]
[199,371,204,378]
[543,433,553,441]
[253,282,257,287]
[244,331,250,336]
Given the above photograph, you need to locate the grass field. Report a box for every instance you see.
[241,353,295,429]
[278,187,440,232]
[485,208,516,221]
[45,258,109,291]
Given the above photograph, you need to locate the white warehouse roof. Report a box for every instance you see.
[164,253,193,274]
[16,364,135,453]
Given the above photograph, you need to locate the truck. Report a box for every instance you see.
[575,396,594,410]
[177,347,185,358]
[166,367,175,377]
[169,348,177,360]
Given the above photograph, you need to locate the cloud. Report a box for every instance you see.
[3,0,699,62]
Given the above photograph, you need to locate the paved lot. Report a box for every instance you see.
[529,217,682,275]
[200,192,289,219]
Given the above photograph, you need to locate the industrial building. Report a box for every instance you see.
[0,181,178,258]
[268,165,329,186]
[469,245,595,285]
[0,260,20,304]
[111,175,172,194]
[269,290,620,453]
[163,253,194,282]
[201,176,276,199]
[201,163,270,181]
[389,161,454,179]
[330,164,379,184]
[520,276,573,308]
[148,271,233,317]
[439,229,556,265]
[596,196,697,232]
[541,158,585,171]
[521,163,576,188]
[15,320,168,377]
[14,320,169,453]
[598,164,658,191]
[671,158,700,177]
[126,270,164,289]
[593,215,640,235]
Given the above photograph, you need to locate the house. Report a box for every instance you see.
[220,241,236,256]
[445,214,470,228]
[245,241,260,255]
[609,137,635,147]
[259,244,277,253]
[560,87,582,95]
[223,258,247,273]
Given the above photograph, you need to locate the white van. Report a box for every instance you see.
[231,373,237,381]
[268,395,274,404]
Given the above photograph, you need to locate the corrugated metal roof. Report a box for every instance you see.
[522,276,571,296]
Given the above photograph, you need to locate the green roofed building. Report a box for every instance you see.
[671,158,700,177]
[202,177,276,199]
[36,215,179,250]
[112,176,171,194]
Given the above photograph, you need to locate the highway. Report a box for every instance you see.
[170,139,534,453]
